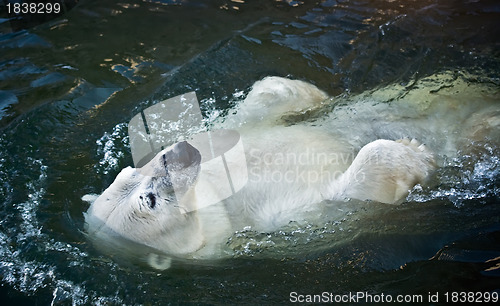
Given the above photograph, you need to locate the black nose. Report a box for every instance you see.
[167,141,201,169]
[146,192,156,209]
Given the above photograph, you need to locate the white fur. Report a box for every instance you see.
[83,74,498,268]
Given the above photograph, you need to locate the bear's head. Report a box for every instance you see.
[84,141,206,256]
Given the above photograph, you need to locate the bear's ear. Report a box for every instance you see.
[147,253,172,270]
[82,194,99,204]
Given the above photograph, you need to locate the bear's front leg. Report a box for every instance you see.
[333,139,436,204]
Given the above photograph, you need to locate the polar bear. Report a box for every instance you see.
[83,73,498,269]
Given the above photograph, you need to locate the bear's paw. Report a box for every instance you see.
[336,138,435,204]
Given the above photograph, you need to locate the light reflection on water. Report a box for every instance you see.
[0,0,499,304]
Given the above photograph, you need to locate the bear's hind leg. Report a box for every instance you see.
[334,139,435,204]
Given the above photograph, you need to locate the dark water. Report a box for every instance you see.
[0,0,499,304]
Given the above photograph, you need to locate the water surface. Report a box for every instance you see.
[0,0,499,304]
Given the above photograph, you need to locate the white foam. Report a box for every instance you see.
[95,123,129,175]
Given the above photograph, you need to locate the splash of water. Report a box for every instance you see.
[0,157,123,304]
[95,123,130,175]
